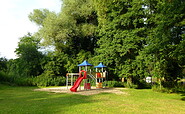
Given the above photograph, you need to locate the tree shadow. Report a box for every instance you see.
[27,91,101,113]
[181,92,185,101]
[0,85,102,114]
[175,89,185,101]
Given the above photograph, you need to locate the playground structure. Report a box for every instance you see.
[66,60,107,92]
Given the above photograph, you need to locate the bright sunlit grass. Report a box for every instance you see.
[0,84,184,114]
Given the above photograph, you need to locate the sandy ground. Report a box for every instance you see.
[34,87,127,96]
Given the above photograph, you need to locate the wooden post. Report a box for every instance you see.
[66,75,68,89]
[71,74,73,86]
[85,66,87,71]
[121,77,124,82]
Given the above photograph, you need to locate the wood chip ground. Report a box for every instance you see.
[34,87,127,96]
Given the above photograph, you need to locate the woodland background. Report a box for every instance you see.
[0,0,185,92]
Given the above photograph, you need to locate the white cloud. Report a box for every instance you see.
[0,0,61,59]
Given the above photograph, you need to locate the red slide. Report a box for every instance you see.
[70,70,87,92]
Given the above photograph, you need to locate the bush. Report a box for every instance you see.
[13,77,34,86]
[0,72,7,82]
[136,80,152,89]
[33,71,66,87]
[105,81,124,87]
[0,72,15,85]
[152,85,172,93]
[124,82,138,89]
[0,72,34,86]
[0,71,66,87]
[152,84,185,93]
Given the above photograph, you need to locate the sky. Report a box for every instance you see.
[0,0,61,59]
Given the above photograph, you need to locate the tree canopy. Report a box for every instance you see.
[1,0,185,89]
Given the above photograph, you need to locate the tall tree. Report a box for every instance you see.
[9,34,44,77]
[29,0,98,56]
[94,0,146,81]
[143,0,185,87]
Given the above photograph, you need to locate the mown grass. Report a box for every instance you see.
[0,84,184,114]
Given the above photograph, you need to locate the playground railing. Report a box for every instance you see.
[88,73,96,81]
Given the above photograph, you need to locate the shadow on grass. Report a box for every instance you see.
[24,89,101,113]
[31,93,98,113]
[0,85,101,113]
[181,92,185,101]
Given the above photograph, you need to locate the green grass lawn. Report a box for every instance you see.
[0,84,184,114]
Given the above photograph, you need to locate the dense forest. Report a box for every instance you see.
[0,0,185,92]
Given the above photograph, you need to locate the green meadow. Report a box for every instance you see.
[0,84,184,114]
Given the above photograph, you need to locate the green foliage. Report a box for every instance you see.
[11,77,34,86]
[29,0,98,55]
[42,52,68,76]
[93,0,185,90]
[0,72,9,83]
[142,0,185,88]
[0,71,34,86]
[9,34,44,78]
[33,71,66,87]
[152,85,173,93]
[3,0,185,89]
[123,82,138,89]
[135,80,151,89]
[29,9,50,26]
[27,1,99,89]
[152,83,185,93]
[94,0,146,81]
[105,81,124,87]
[0,57,7,72]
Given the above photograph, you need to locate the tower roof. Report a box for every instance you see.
[94,62,107,68]
[78,60,93,66]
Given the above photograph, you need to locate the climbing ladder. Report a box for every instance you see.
[66,73,79,89]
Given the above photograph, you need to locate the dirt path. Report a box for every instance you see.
[34,87,127,96]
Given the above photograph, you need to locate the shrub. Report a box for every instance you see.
[124,82,138,89]
[136,80,152,89]
[33,71,66,87]
[105,81,124,87]
[0,72,34,86]
[0,72,7,82]
[152,85,172,93]
[0,72,15,85]
[13,77,34,86]
[152,84,185,93]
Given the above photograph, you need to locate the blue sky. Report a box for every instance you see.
[0,0,61,59]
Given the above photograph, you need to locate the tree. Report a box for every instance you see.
[29,9,50,26]
[94,0,146,82]
[26,0,185,89]
[29,0,98,56]
[10,33,44,77]
[0,57,7,72]
[142,0,185,88]
[28,0,100,76]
